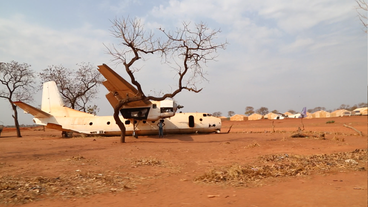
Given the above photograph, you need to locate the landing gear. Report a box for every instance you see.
[62,131,73,138]
[132,120,139,139]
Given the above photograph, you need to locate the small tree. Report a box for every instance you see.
[288,109,297,114]
[271,109,280,114]
[212,111,222,117]
[338,104,350,110]
[245,106,254,116]
[39,62,103,114]
[228,111,235,117]
[357,102,368,108]
[0,61,36,137]
[256,107,269,115]
[107,17,227,142]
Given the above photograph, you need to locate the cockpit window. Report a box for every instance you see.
[161,107,173,113]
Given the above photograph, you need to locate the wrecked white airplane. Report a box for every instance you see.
[14,80,221,137]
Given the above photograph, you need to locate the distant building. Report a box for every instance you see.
[283,111,293,117]
[248,113,263,120]
[330,109,350,117]
[264,112,283,119]
[312,110,331,118]
[353,107,368,116]
[230,114,248,121]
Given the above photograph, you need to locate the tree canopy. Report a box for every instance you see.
[39,62,103,114]
[0,61,36,137]
[106,17,227,142]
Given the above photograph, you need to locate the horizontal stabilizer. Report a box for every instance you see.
[13,101,51,118]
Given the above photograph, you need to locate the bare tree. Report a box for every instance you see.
[356,0,368,33]
[0,61,36,137]
[256,107,269,115]
[244,106,254,116]
[39,62,103,113]
[106,17,227,142]
[308,106,326,113]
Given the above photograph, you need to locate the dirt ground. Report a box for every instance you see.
[0,116,367,207]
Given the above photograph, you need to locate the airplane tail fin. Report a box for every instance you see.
[40,81,93,118]
[301,107,307,118]
[41,81,65,114]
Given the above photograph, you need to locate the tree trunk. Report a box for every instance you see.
[113,101,126,143]
[11,103,22,137]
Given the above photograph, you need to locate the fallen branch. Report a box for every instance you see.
[343,124,363,136]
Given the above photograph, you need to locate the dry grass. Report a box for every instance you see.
[0,171,136,205]
[195,149,367,187]
[0,156,171,205]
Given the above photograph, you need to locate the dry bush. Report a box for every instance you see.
[245,141,260,148]
[133,157,163,167]
[332,136,345,142]
[195,149,367,187]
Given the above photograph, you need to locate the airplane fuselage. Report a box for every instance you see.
[33,112,221,136]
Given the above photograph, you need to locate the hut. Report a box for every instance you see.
[248,113,263,120]
[330,109,349,117]
[264,112,283,119]
[312,110,331,118]
[353,107,368,116]
[288,113,301,118]
[230,114,248,121]
[283,111,294,118]
[304,112,313,119]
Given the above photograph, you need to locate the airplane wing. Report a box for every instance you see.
[97,64,151,108]
[13,101,52,118]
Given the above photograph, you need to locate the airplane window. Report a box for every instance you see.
[125,120,130,125]
[89,122,93,126]
[107,121,110,125]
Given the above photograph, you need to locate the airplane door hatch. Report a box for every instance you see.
[189,115,195,127]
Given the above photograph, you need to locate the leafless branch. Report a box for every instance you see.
[356,0,368,33]
[106,17,227,142]
[39,62,103,113]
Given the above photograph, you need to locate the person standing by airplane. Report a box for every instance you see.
[157,119,165,137]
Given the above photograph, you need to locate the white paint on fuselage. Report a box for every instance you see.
[34,112,221,136]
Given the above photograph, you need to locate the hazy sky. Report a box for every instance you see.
[0,0,366,125]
